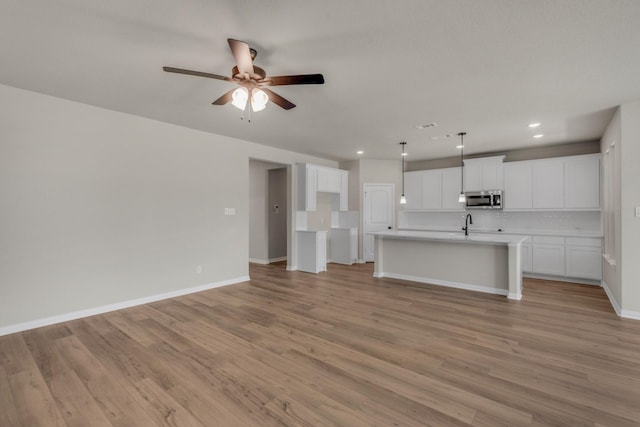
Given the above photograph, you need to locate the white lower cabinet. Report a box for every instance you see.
[519,235,602,281]
[329,227,358,265]
[297,230,327,273]
[565,237,602,280]
[532,236,566,276]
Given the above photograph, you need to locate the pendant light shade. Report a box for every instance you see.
[400,142,407,204]
[251,88,269,112]
[231,87,249,110]
[458,132,466,204]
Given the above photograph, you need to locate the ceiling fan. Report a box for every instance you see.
[163,38,324,111]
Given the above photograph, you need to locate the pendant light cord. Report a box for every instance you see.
[400,142,406,196]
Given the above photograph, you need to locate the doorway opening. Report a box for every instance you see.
[249,159,289,269]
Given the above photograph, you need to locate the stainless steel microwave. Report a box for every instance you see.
[465,190,503,209]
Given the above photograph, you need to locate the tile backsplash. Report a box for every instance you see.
[398,210,601,234]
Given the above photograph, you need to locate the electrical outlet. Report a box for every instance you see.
[636,206,640,217]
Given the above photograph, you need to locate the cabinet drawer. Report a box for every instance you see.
[533,236,565,245]
[565,237,602,247]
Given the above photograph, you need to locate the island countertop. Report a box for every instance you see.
[371,229,524,300]
[371,230,527,246]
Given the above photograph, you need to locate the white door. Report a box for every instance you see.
[363,183,394,262]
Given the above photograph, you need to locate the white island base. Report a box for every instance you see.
[372,231,525,300]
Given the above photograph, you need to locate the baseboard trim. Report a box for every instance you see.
[250,257,287,265]
[523,273,601,286]
[0,275,250,337]
[357,259,366,264]
[601,280,622,316]
[621,309,640,320]
[374,272,509,297]
[286,265,297,271]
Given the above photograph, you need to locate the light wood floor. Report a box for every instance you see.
[2,262,640,426]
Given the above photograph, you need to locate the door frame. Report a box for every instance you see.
[362,183,395,262]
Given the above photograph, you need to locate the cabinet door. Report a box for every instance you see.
[421,170,443,210]
[306,166,317,211]
[533,159,564,209]
[463,159,484,192]
[565,237,602,280]
[564,154,600,209]
[316,167,329,192]
[504,162,533,209]
[327,170,341,193]
[441,167,464,210]
[482,158,504,190]
[403,172,423,210]
[532,236,565,275]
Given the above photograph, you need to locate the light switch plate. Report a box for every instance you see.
[636,206,640,217]
[224,208,236,216]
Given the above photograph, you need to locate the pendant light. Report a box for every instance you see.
[400,142,407,204]
[458,132,466,203]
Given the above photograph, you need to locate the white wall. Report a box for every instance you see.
[0,84,336,332]
[620,101,640,313]
[601,108,622,306]
[601,100,640,316]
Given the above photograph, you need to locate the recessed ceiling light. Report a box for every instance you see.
[356,150,364,155]
[456,144,464,149]
[528,122,541,128]
[401,152,408,156]
[533,134,544,138]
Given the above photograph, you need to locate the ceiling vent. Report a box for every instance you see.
[415,123,438,130]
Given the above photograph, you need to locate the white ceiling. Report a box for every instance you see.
[1,0,639,161]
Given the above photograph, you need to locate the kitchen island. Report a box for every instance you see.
[372,230,527,300]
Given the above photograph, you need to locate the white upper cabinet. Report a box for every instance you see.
[317,167,341,193]
[297,164,348,211]
[503,162,533,209]
[503,153,600,211]
[403,167,464,211]
[533,158,565,209]
[463,156,505,191]
[441,167,463,210]
[303,164,318,211]
[403,171,423,210]
[421,170,443,210]
[564,154,600,209]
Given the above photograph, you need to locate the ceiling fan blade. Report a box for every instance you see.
[227,38,254,76]
[261,74,325,86]
[163,66,233,82]
[262,88,296,110]
[212,89,235,105]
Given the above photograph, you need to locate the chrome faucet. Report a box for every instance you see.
[462,213,473,236]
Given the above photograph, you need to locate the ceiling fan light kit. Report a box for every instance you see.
[164,38,324,115]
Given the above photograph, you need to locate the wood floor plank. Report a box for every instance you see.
[2,261,640,426]
[9,369,68,427]
[0,366,21,427]
[23,329,113,427]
